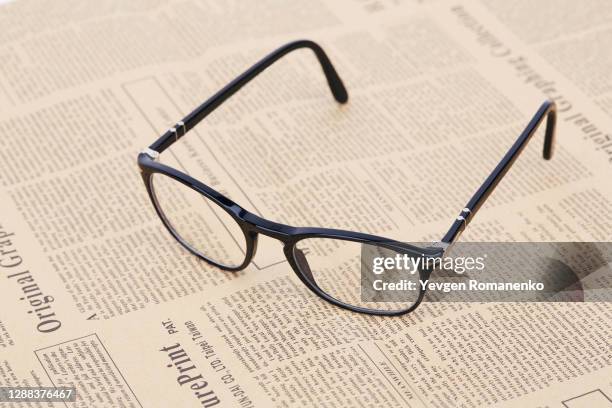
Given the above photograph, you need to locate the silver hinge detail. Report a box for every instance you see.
[431,241,450,252]
[141,148,160,160]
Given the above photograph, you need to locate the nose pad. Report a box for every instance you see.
[293,248,318,287]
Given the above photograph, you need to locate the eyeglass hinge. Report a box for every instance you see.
[430,241,450,252]
[141,148,160,161]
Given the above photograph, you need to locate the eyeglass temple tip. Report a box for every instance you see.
[542,100,557,161]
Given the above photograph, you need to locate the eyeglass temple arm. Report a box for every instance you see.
[148,40,348,154]
[439,100,557,247]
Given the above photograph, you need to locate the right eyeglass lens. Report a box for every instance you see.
[150,173,248,268]
[293,238,423,312]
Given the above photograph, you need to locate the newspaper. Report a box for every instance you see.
[0,0,611,406]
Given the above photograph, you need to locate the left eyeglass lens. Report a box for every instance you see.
[150,173,248,268]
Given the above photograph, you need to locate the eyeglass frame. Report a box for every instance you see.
[137,39,557,316]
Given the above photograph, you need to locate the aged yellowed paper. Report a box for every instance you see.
[0,0,610,406]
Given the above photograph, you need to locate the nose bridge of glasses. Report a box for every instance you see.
[241,212,297,241]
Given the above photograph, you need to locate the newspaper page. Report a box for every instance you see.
[0,0,610,407]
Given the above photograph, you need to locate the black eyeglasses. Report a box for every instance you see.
[138,40,557,316]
